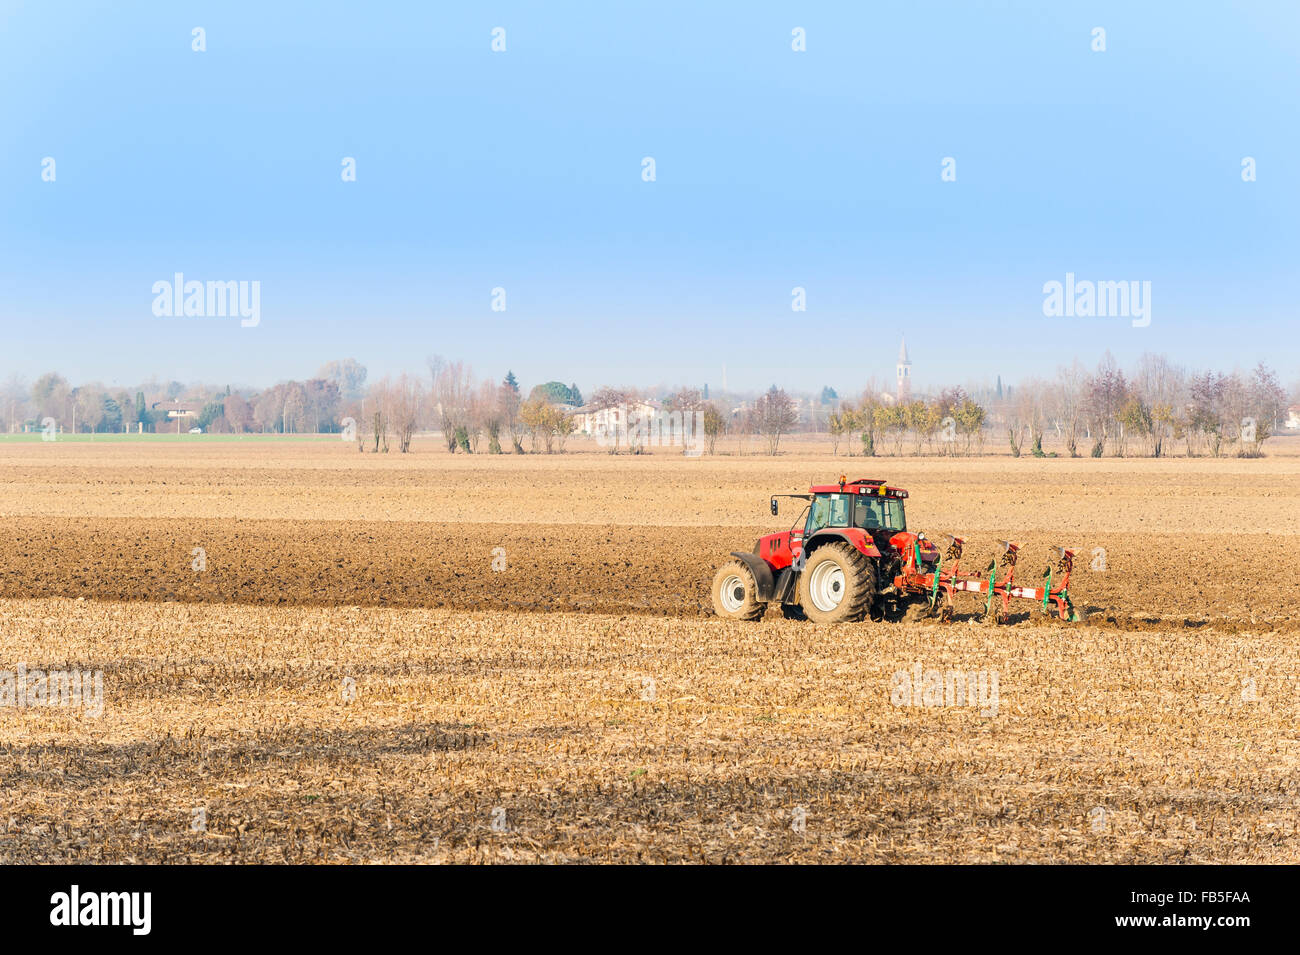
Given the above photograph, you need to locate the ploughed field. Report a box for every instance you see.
[1,438,1298,862]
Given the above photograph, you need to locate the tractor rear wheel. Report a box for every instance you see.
[711,561,766,621]
[797,542,876,624]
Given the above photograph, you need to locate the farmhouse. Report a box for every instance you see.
[150,400,198,421]
[571,398,662,436]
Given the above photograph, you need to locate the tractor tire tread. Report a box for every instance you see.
[711,560,766,621]
[798,542,877,624]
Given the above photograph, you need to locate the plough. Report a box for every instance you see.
[893,535,1080,623]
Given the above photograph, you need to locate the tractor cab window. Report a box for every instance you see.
[806,494,851,534]
[854,496,905,531]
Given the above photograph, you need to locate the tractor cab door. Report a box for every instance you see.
[796,494,851,558]
[852,495,907,551]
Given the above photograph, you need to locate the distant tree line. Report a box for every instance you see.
[3,351,1294,458]
[8,362,363,436]
[819,353,1290,458]
[1001,353,1288,458]
[829,389,987,457]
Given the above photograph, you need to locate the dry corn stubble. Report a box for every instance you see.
[1,439,1298,863]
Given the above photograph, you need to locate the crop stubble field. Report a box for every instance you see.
[2,437,1298,863]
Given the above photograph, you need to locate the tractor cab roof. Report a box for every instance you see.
[808,477,909,499]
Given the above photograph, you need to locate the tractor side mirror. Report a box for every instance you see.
[770,498,778,516]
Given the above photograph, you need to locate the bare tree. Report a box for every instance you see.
[754,386,798,455]
[1246,362,1287,454]
[31,372,70,427]
[317,359,368,401]
[856,391,884,457]
[954,397,986,455]
[701,402,725,455]
[365,379,393,452]
[1134,353,1185,457]
[252,388,280,434]
[1054,361,1087,457]
[2,374,29,434]
[828,404,847,455]
[734,405,757,455]
[1005,395,1027,458]
[498,372,523,453]
[518,397,548,452]
[74,383,108,434]
[429,357,473,452]
[875,404,906,456]
[303,378,341,434]
[1085,353,1129,457]
[588,386,630,453]
[553,409,576,452]
[1188,370,1226,456]
[1014,378,1049,457]
[467,380,501,453]
[389,374,424,452]
[281,381,308,434]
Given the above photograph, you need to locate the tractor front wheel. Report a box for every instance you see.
[711,561,766,621]
[797,542,876,624]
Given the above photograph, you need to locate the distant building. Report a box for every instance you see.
[572,398,663,436]
[150,400,197,421]
[896,338,912,402]
[1285,405,1300,430]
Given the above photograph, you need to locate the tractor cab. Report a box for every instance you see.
[798,478,913,562]
[804,480,907,536]
[757,477,915,570]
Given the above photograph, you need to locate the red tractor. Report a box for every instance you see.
[711,476,1079,624]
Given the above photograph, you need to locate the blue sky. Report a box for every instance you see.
[2,1,1296,394]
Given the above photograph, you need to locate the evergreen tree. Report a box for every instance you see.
[101,395,123,432]
[530,381,579,405]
